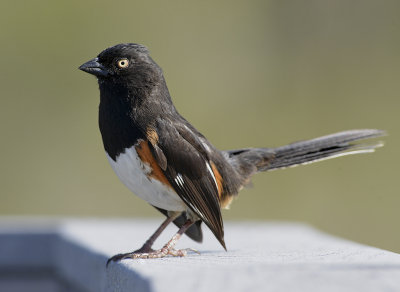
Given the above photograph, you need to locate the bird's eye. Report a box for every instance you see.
[117,58,129,69]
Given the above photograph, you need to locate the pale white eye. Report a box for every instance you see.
[117,58,129,68]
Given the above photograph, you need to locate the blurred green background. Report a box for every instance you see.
[1,0,399,252]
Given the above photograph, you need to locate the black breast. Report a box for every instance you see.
[98,82,144,161]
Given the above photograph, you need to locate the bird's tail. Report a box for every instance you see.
[226,129,385,180]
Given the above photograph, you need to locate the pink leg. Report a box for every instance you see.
[107,216,176,266]
[107,220,196,265]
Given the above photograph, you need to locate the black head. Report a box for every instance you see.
[79,43,162,87]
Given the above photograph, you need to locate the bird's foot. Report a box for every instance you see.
[106,245,151,266]
[106,221,198,266]
[107,247,199,266]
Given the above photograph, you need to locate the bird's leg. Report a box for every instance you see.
[107,220,196,265]
[106,215,176,266]
[133,215,176,253]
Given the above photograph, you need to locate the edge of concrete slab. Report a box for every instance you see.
[0,217,399,292]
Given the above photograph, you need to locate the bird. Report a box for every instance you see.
[79,43,384,265]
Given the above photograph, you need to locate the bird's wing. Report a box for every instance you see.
[146,119,226,249]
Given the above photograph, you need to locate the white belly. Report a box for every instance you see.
[106,148,186,212]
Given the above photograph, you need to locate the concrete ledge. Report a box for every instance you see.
[0,217,399,292]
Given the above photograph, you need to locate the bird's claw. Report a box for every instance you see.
[106,247,199,266]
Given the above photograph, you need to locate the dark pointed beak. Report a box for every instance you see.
[79,58,109,77]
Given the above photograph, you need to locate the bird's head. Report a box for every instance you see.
[79,43,162,87]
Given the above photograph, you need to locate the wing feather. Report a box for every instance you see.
[148,119,226,249]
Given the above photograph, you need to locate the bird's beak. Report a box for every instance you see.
[79,58,109,77]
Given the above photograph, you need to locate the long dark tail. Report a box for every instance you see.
[226,129,385,180]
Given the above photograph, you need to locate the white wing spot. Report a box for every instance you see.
[175,173,185,188]
[205,162,219,193]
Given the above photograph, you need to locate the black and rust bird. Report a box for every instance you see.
[79,43,384,265]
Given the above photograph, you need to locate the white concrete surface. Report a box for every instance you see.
[0,217,399,292]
